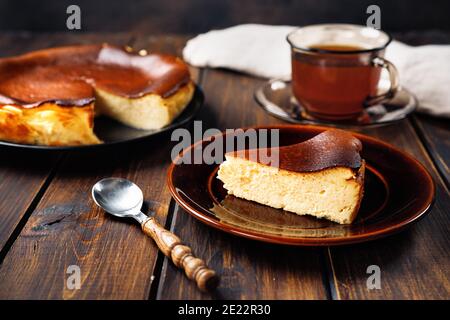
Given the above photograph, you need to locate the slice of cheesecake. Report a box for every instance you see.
[0,44,194,146]
[217,129,365,224]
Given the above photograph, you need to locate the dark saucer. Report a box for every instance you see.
[255,79,417,128]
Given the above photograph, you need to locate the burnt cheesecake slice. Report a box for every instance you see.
[0,44,194,146]
[217,129,365,224]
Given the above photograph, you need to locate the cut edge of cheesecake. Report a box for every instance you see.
[0,80,194,146]
[217,129,366,224]
[95,80,194,130]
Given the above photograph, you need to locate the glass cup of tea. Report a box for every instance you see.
[287,24,399,121]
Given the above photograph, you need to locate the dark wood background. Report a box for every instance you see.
[0,0,448,300]
[0,31,447,300]
[1,0,450,33]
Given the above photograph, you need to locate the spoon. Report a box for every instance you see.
[92,177,219,292]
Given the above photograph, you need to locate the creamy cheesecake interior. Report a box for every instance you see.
[95,81,194,130]
[218,156,365,224]
[0,102,100,146]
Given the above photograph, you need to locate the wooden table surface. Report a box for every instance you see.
[0,31,448,300]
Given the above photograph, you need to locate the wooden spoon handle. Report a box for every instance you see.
[142,217,219,292]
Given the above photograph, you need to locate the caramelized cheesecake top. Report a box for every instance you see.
[0,44,190,108]
[227,129,363,173]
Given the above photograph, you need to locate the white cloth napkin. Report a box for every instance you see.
[183,24,450,118]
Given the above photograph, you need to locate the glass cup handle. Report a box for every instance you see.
[365,56,399,106]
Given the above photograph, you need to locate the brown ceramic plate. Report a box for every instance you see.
[167,125,435,246]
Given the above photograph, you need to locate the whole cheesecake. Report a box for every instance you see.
[0,44,194,146]
[217,129,365,224]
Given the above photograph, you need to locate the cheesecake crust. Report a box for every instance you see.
[228,129,363,172]
[0,44,191,108]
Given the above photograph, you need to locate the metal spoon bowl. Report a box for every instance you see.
[92,178,148,223]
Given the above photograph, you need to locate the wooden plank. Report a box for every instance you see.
[156,69,329,300]
[0,144,169,299]
[328,121,450,299]
[0,33,195,299]
[412,115,449,188]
